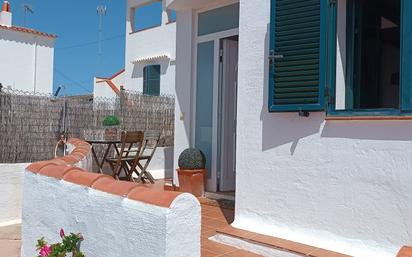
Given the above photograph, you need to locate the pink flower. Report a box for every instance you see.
[39,245,52,257]
[59,228,65,238]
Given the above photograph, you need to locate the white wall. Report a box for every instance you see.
[0,29,55,94]
[172,9,193,186]
[21,171,200,257]
[147,146,174,179]
[232,1,412,257]
[0,163,27,225]
[93,71,125,99]
[125,0,176,96]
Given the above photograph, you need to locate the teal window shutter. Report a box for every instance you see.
[143,65,161,96]
[401,0,412,111]
[269,0,328,112]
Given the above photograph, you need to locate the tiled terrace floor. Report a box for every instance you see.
[200,203,263,257]
[0,223,21,257]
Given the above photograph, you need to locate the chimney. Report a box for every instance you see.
[0,1,12,27]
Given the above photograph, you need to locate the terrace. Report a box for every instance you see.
[0,137,263,257]
[3,137,389,257]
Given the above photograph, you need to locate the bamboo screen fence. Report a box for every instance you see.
[0,88,175,163]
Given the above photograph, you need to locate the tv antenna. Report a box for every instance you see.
[97,3,107,70]
[22,4,34,27]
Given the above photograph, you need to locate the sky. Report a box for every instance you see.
[8,0,164,95]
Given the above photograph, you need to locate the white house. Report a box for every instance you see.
[168,0,412,256]
[93,68,125,99]
[94,0,176,98]
[0,1,56,95]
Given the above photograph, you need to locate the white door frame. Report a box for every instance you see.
[191,2,239,192]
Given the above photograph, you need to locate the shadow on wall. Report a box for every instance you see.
[163,146,174,178]
[260,23,323,154]
[131,59,170,79]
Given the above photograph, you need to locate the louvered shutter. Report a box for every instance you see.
[269,0,327,112]
[143,65,161,96]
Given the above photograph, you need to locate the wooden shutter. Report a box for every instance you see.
[143,65,161,96]
[269,0,328,112]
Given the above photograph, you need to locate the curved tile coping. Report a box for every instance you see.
[26,138,184,208]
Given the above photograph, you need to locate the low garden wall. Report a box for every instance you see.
[0,163,27,225]
[21,138,200,257]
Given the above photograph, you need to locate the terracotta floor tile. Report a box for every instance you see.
[202,248,220,257]
[0,240,21,257]
[202,217,231,229]
[309,248,352,257]
[216,226,254,239]
[249,234,316,255]
[202,229,218,239]
[202,239,238,255]
[223,249,264,257]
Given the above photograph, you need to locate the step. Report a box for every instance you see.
[211,226,352,257]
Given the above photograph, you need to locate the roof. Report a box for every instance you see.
[131,54,170,64]
[0,25,57,39]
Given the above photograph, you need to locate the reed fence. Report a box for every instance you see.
[0,87,175,163]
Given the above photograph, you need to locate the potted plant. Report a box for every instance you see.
[102,115,120,140]
[177,148,206,197]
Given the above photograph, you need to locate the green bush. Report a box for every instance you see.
[102,115,120,126]
[178,148,206,170]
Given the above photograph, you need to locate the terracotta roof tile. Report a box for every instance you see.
[398,246,412,257]
[91,177,138,197]
[0,25,57,38]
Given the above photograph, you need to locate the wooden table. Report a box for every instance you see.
[86,139,121,173]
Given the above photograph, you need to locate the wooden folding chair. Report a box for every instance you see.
[105,131,144,180]
[134,130,161,184]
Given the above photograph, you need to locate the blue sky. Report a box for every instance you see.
[9,0,163,95]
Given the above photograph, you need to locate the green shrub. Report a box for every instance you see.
[102,115,120,126]
[178,148,206,170]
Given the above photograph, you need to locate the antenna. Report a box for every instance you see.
[97,3,107,72]
[22,4,34,27]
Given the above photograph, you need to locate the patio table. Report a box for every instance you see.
[85,139,121,173]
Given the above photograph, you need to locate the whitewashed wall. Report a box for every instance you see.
[0,29,55,94]
[21,171,200,257]
[147,146,174,179]
[125,0,176,96]
[0,163,27,225]
[172,9,193,186]
[93,71,125,99]
[233,1,412,257]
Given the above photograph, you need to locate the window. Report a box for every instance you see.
[198,3,239,36]
[268,0,412,116]
[143,65,161,96]
[133,1,162,32]
[336,0,401,113]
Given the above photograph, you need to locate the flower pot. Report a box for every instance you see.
[104,127,118,140]
[177,168,205,197]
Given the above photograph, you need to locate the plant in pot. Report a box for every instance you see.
[177,148,206,197]
[102,115,120,140]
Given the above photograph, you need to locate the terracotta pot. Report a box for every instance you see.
[104,127,118,140]
[177,168,205,197]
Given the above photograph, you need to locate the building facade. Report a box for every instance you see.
[168,0,412,256]
[0,1,56,94]
[94,0,176,98]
